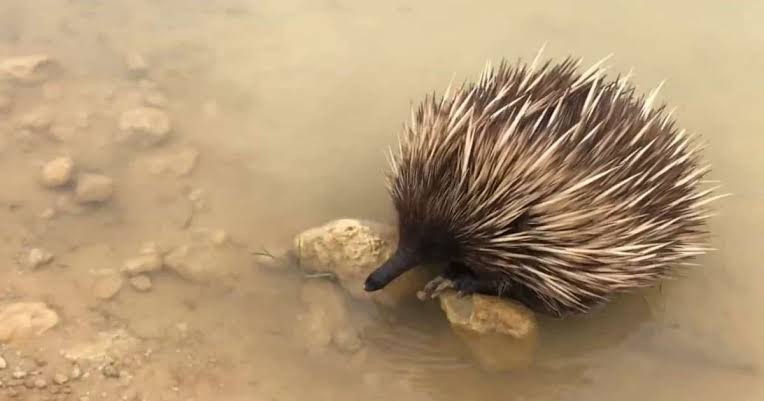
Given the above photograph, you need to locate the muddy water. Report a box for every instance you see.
[0,0,762,400]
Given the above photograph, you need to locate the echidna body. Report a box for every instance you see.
[363,51,721,318]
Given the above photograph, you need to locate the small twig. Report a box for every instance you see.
[250,247,275,259]
[303,272,335,280]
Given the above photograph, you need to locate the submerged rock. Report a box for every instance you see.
[75,173,114,203]
[0,55,56,84]
[298,280,362,354]
[293,219,435,307]
[0,302,60,342]
[41,156,75,188]
[163,239,247,284]
[439,292,538,371]
[118,107,171,147]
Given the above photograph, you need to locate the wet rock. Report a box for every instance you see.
[128,275,152,292]
[294,219,435,307]
[41,156,75,188]
[298,280,362,354]
[27,247,54,269]
[439,292,538,371]
[118,107,171,147]
[121,254,163,276]
[61,329,139,362]
[0,55,56,84]
[0,302,60,342]
[74,173,113,203]
[92,273,124,300]
[163,239,247,284]
[125,52,149,79]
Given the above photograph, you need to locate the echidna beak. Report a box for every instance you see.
[363,247,419,292]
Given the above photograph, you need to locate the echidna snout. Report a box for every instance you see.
[365,228,458,292]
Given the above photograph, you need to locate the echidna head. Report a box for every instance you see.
[364,223,458,292]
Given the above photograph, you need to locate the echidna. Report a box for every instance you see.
[363,48,723,318]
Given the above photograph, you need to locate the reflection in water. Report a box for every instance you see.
[0,0,762,400]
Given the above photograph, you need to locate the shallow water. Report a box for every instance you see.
[0,0,762,400]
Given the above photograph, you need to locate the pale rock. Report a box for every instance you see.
[41,156,75,188]
[118,107,171,147]
[209,229,228,246]
[121,254,163,276]
[0,302,59,342]
[27,247,54,269]
[439,292,539,371]
[148,147,199,176]
[0,55,56,84]
[53,373,68,384]
[0,355,6,369]
[93,273,124,300]
[75,173,113,203]
[129,275,152,292]
[298,280,362,354]
[293,219,435,307]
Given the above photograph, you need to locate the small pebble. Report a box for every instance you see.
[75,173,113,203]
[19,109,53,131]
[40,208,56,219]
[12,370,27,379]
[53,373,68,385]
[129,275,152,292]
[34,377,47,389]
[0,355,6,369]
[28,248,54,269]
[70,365,82,380]
[41,156,75,188]
[102,364,119,378]
[122,254,163,276]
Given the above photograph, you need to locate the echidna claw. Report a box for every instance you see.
[418,275,457,300]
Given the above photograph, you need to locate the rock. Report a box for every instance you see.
[102,364,119,378]
[61,329,139,362]
[125,52,148,79]
[27,248,54,269]
[121,254,163,276]
[202,100,218,118]
[0,355,6,369]
[129,275,152,292]
[298,280,362,354]
[74,173,113,203]
[55,194,87,215]
[34,377,47,388]
[18,108,53,131]
[92,273,124,300]
[148,147,199,176]
[41,156,75,188]
[118,107,171,147]
[53,373,68,384]
[0,55,56,84]
[293,219,435,307]
[70,365,82,379]
[40,208,56,220]
[163,240,247,284]
[0,94,12,113]
[0,302,60,342]
[438,292,538,371]
[13,370,28,379]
